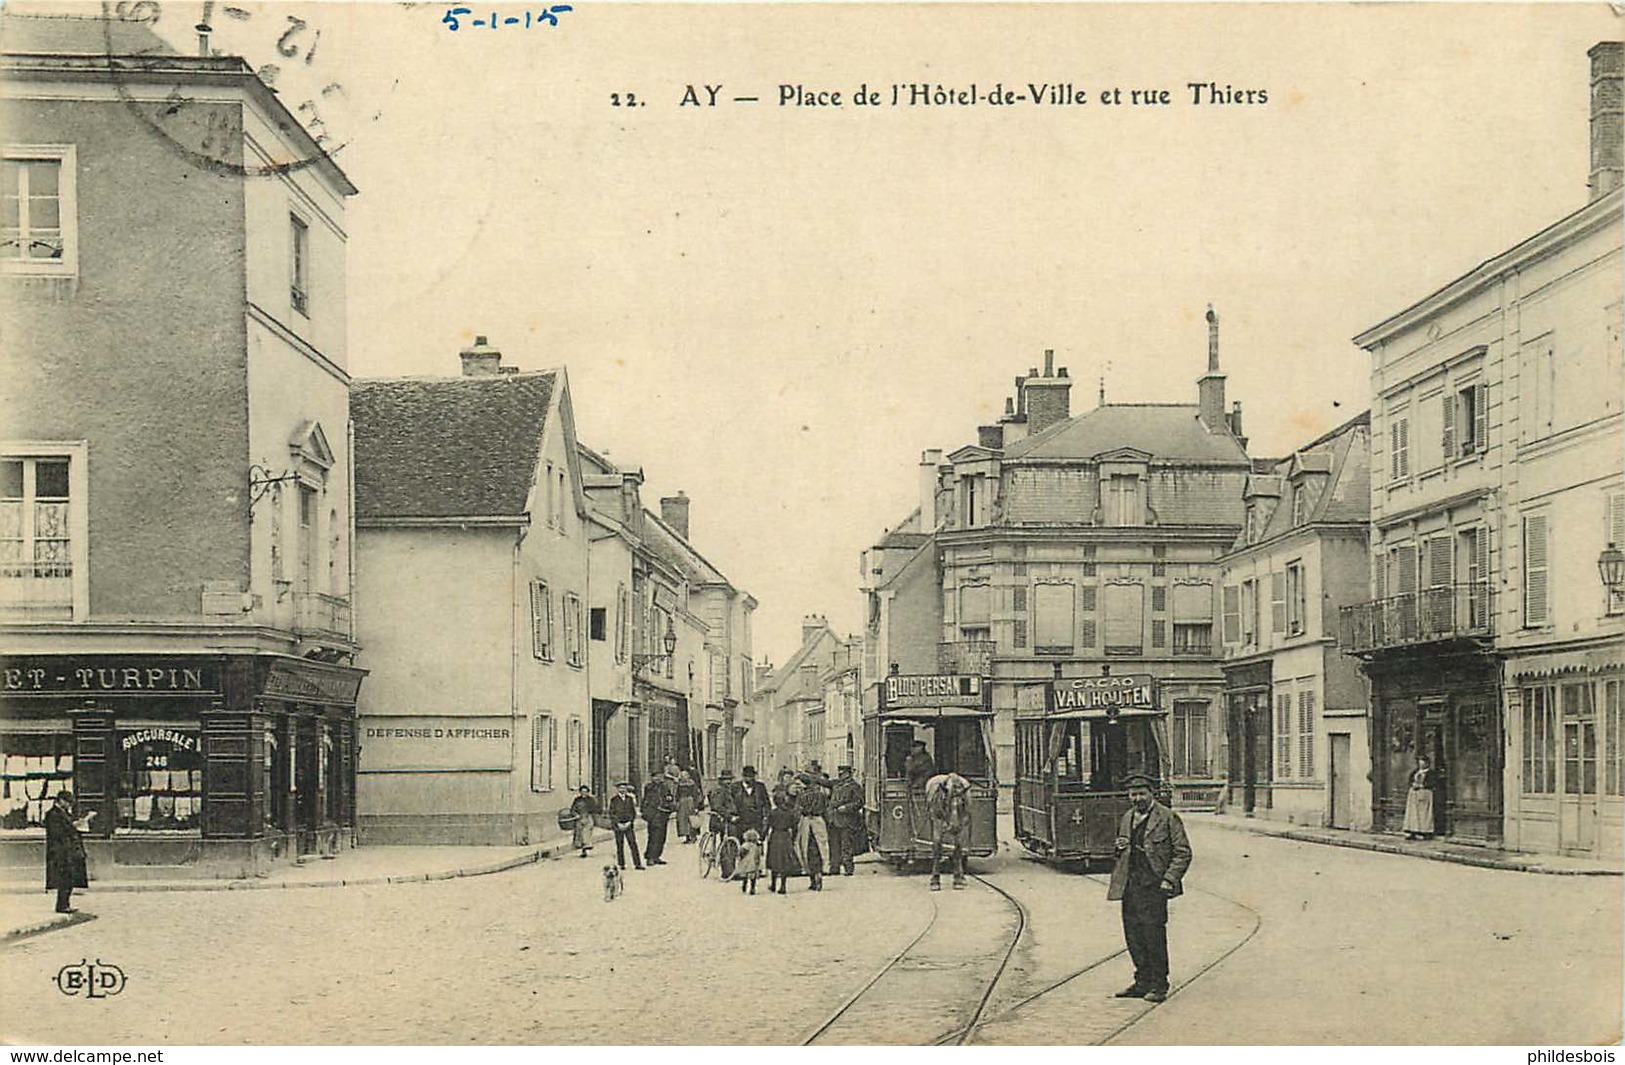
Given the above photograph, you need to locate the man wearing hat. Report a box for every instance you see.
[606,782,644,871]
[903,739,936,791]
[729,765,770,840]
[828,764,866,876]
[44,790,89,914]
[793,770,831,888]
[1107,773,1192,1003]
[706,769,737,837]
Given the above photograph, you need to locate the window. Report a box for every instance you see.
[1522,686,1557,794]
[530,580,553,661]
[1270,571,1286,635]
[0,731,73,829]
[1013,618,1028,648]
[1172,583,1214,656]
[1104,583,1144,655]
[1151,586,1167,613]
[1033,582,1075,654]
[962,475,980,527]
[1240,580,1258,645]
[1275,692,1293,779]
[289,213,310,315]
[1298,689,1316,778]
[297,483,318,593]
[1012,585,1027,612]
[1151,619,1166,648]
[590,606,607,642]
[1286,562,1307,637]
[1245,506,1260,545]
[1608,494,1625,615]
[1104,474,1140,526]
[563,593,584,667]
[545,463,555,527]
[1171,700,1209,777]
[1081,586,1097,613]
[1447,382,1488,458]
[532,713,554,792]
[1523,513,1549,627]
[1521,336,1556,443]
[117,727,204,831]
[1390,414,1410,481]
[1460,526,1490,628]
[959,582,990,633]
[1221,585,1241,645]
[0,450,83,620]
[1152,544,1167,577]
[3,147,75,276]
[616,584,630,662]
[557,468,568,533]
[1563,683,1596,796]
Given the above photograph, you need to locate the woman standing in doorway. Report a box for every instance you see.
[1402,753,1435,840]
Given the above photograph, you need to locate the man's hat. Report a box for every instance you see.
[741,765,757,777]
[1122,772,1160,789]
[718,769,734,779]
[616,780,633,788]
[911,739,927,748]
[837,764,853,773]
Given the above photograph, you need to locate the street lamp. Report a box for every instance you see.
[633,618,678,673]
[1599,542,1625,599]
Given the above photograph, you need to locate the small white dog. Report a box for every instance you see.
[602,864,624,903]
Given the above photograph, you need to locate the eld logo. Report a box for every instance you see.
[56,959,127,999]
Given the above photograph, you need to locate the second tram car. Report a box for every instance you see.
[1014,673,1173,865]
[863,672,998,863]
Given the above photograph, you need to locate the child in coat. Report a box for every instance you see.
[737,828,763,894]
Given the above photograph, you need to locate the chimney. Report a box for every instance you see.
[1229,401,1248,450]
[459,335,503,376]
[1022,349,1073,434]
[1198,306,1228,433]
[919,449,944,528]
[1590,41,1623,200]
[802,614,828,645]
[659,491,690,540]
[978,424,1004,449]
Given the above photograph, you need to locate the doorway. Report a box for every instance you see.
[1559,683,1599,854]
[1329,733,1353,829]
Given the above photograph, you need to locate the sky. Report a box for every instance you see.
[97,1,1625,666]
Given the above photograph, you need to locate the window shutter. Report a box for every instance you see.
[1391,418,1409,479]
[1427,537,1453,589]
[1441,392,1455,459]
[1473,383,1488,452]
[1524,514,1549,626]
[1609,492,1625,549]
[1396,544,1418,597]
[1151,619,1166,648]
[1374,557,1386,600]
[1222,585,1241,644]
[1299,690,1315,777]
[1013,618,1028,648]
[530,581,547,659]
[1271,572,1286,633]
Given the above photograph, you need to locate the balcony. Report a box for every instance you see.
[293,592,352,642]
[938,639,995,675]
[1339,582,1492,655]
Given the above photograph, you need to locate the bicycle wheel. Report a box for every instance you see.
[698,832,718,877]
[717,836,740,881]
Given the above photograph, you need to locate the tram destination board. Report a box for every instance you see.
[1047,674,1157,713]
[882,673,986,709]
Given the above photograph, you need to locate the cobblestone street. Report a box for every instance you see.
[3,822,1617,1045]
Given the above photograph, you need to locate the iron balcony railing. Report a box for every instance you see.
[293,591,353,642]
[938,639,995,675]
[1338,582,1492,654]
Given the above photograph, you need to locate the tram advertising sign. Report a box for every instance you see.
[1048,674,1157,713]
[883,674,984,709]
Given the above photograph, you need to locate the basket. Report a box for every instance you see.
[556,810,579,831]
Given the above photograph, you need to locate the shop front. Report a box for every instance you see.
[1,653,362,878]
[1366,649,1502,843]
[1223,661,1272,815]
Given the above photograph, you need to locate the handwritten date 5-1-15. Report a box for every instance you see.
[442,6,572,31]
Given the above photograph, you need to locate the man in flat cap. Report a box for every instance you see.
[828,764,866,876]
[1107,772,1192,1003]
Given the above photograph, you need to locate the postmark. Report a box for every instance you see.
[96,0,387,183]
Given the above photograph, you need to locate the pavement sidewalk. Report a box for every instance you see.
[1189,811,1622,875]
[2,829,612,940]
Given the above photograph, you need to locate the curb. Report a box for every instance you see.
[3,910,98,945]
[0,831,608,898]
[1195,815,1622,876]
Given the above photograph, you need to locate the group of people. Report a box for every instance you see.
[564,758,868,893]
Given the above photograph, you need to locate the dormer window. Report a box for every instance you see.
[1291,485,1307,527]
[1104,474,1141,527]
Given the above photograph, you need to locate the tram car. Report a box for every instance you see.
[1014,672,1173,866]
[862,672,998,863]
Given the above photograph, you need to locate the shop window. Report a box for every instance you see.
[1562,684,1596,796]
[1,732,73,830]
[1521,686,1558,794]
[117,728,203,831]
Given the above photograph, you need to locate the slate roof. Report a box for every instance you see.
[1238,410,1370,549]
[351,373,555,521]
[1005,404,1249,464]
[1,11,173,55]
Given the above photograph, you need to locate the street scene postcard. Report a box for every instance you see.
[0,0,1621,1056]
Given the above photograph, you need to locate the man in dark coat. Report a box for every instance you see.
[1107,773,1193,1004]
[706,769,736,835]
[794,772,831,888]
[641,775,675,865]
[730,765,770,839]
[607,782,644,870]
[903,740,937,790]
[44,791,89,913]
[828,764,866,876]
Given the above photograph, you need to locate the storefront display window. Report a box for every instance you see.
[1,732,73,830]
[117,727,203,831]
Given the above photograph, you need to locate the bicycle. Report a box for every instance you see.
[698,815,740,880]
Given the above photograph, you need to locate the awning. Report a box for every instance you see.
[870,705,992,722]
[1507,644,1625,681]
[1043,706,1164,722]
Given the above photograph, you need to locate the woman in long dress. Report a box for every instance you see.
[764,793,801,894]
[1402,754,1435,840]
[569,786,599,857]
[675,770,701,844]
